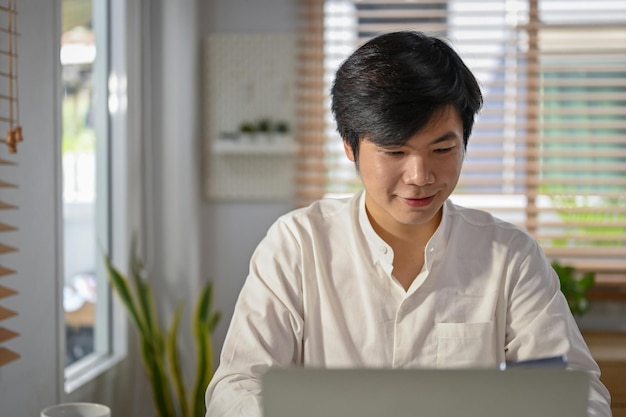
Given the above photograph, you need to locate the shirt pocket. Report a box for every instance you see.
[435,322,496,368]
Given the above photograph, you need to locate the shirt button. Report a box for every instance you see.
[380,246,388,254]
[429,246,435,253]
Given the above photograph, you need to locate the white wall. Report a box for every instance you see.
[147,0,203,319]
[196,0,299,362]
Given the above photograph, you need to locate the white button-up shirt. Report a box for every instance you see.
[206,191,611,417]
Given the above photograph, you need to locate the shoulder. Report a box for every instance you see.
[444,201,554,290]
[445,200,537,250]
[447,200,527,234]
[273,194,358,232]
[252,194,359,265]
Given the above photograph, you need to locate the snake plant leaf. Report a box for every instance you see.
[104,255,147,335]
[192,283,216,417]
[105,251,174,417]
[106,246,220,417]
[196,283,213,325]
[192,324,211,417]
[208,312,221,333]
[139,281,165,352]
[196,282,221,331]
[130,244,159,341]
[140,335,176,417]
[167,302,189,417]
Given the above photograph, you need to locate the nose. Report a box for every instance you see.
[404,154,434,186]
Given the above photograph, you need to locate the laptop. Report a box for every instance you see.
[262,367,589,417]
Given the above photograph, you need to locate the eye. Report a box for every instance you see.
[434,146,454,154]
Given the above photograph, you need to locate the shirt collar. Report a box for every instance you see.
[357,191,395,272]
[425,200,450,270]
[356,190,451,272]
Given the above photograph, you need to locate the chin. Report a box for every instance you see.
[398,203,443,225]
[395,211,438,226]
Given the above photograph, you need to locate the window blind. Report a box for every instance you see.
[296,0,626,271]
[0,0,20,367]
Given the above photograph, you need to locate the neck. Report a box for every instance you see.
[367,207,442,250]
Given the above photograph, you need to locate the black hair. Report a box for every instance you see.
[330,31,483,160]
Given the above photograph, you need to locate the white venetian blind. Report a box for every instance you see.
[296,0,626,270]
[0,0,20,367]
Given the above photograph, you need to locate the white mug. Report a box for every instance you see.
[41,402,111,417]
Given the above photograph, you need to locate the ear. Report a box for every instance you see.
[343,140,356,162]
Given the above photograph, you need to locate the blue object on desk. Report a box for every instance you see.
[500,354,568,370]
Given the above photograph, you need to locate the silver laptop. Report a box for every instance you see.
[262,367,589,417]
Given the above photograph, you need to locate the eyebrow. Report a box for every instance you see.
[371,130,462,149]
[430,132,461,145]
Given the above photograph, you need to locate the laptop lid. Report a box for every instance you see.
[262,367,589,417]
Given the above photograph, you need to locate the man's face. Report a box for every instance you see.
[344,106,465,235]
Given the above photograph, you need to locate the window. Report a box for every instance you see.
[296,0,626,284]
[61,0,121,389]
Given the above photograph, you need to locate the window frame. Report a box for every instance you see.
[62,0,138,393]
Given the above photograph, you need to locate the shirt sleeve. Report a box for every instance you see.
[503,237,612,417]
[205,218,304,417]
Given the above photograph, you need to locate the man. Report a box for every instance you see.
[205,31,612,417]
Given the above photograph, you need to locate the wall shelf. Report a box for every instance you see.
[213,137,297,156]
[203,34,297,200]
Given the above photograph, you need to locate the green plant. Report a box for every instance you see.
[104,247,221,417]
[274,121,289,134]
[552,261,595,316]
[239,122,256,133]
[256,118,272,133]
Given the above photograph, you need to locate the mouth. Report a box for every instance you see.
[399,194,436,208]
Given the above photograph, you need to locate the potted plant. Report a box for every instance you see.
[104,246,221,417]
[274,121,289,134]
[552,261,595,316]
[238,121,256,143]
[272,121,290,144]
[255,118,272,142]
